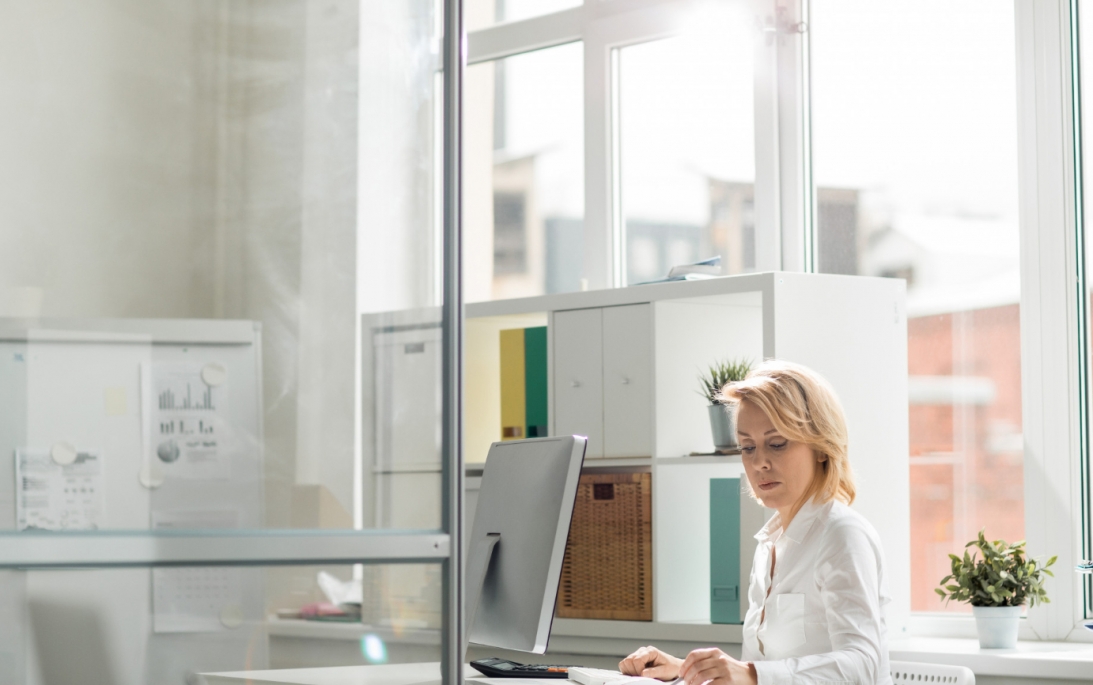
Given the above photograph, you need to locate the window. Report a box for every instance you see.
[464,42,584,302]
[618,18,756,284]
[465,0,582,31]
[493,191,529,274]
[811,0,1022,613]
[1079,0,1093,620]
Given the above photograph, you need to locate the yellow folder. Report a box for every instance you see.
[499,328,526,440]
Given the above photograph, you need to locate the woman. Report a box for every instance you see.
[619,360,892,685]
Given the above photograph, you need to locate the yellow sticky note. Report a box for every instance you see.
[104,387,127,416]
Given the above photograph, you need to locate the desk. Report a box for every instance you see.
[201,662,550,685]
[204,646,1093,685]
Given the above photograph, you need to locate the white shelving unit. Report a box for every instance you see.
[463,272,911,643]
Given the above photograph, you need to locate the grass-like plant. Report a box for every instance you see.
[698,358,752,405]
[935,530,1056,607]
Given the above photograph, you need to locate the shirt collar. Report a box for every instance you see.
[753,496,826,545]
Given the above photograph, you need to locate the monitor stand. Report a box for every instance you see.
[465,531,500,653]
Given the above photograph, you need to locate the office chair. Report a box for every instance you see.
[890,660,975,684]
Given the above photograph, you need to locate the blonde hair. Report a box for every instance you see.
[719,360,855,506]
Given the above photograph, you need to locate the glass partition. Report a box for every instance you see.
[0,0,458,681]
[0,563,442,682]
[0,0,445,534]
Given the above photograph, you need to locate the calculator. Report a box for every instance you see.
[470,657,572,678]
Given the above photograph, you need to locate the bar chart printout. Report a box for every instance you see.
[152,363,232,480]
[158,380,215,410]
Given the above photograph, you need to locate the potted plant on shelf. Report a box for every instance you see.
[936,530,1056,649]
[698,358,752,453]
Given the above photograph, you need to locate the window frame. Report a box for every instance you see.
[468,0,789,289]
[1012,0,1088,641]
[468,0,1093,642]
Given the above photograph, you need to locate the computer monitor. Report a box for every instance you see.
[466,435,586,654]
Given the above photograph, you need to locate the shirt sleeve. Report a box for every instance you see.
[750,519,888,685]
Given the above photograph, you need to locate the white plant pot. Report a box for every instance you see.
[972,605,1021,649]
[707,404,738,450]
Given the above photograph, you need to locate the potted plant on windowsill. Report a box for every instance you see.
[698,358,752,452]
[936,530,1056,649]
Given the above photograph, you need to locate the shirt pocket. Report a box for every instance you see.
[763,592,806,654]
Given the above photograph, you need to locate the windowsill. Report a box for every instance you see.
[890,637,1093,681]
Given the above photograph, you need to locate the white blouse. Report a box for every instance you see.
[741,497,893,685]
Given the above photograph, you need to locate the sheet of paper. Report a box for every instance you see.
[16,448,104,531]
[151,363,232,480]
[152,510,242,633]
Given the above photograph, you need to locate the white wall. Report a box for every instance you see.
[0,1,211,319]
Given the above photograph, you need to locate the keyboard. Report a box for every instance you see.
[470,657,571,678]
[567,667,670,685]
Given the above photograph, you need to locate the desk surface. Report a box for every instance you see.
[205,641,1093,685]
[201,662,555,685]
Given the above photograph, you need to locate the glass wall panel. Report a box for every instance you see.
[0,563,441,683]
[811,0,1022,613]
[618,5,755,286]
[0,0,444,533]
[464,43,585,302]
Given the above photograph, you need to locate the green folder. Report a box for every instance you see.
[524,326,548,437]
[710,478,742,624]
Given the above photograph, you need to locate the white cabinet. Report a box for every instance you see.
[553,308,605,457]
[553,304,653,459]
[602,304,653,458]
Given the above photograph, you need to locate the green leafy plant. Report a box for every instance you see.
[698,358,752,405]
[935,530,1056,607]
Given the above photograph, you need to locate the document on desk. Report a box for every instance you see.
[152,510,243,633]
[150,362,233,480]
[15,448,104,531]
[567,667,680,685]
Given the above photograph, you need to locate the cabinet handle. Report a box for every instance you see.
[621,377,630,385]
[571,380,582,388]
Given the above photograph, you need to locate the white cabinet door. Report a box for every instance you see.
[553,308,604,458]
[603,304,653,457]
[373,327,442,471]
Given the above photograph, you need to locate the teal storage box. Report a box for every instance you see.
[710,478,742,624]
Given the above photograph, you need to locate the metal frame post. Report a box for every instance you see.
[441,0,466,680]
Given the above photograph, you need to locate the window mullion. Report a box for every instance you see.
[779,0,813,273]
[753,0,783,272]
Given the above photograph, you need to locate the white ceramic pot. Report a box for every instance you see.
[972,605,1021,649]
[708,404,737,450]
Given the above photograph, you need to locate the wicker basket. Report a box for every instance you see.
[556,472,652,621]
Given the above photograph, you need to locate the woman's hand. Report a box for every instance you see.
[618,645,683,680]
[678,648,756,685]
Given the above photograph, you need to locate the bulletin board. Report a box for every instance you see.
[0,317,266,685]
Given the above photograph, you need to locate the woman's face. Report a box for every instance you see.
[736,400,825,520]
